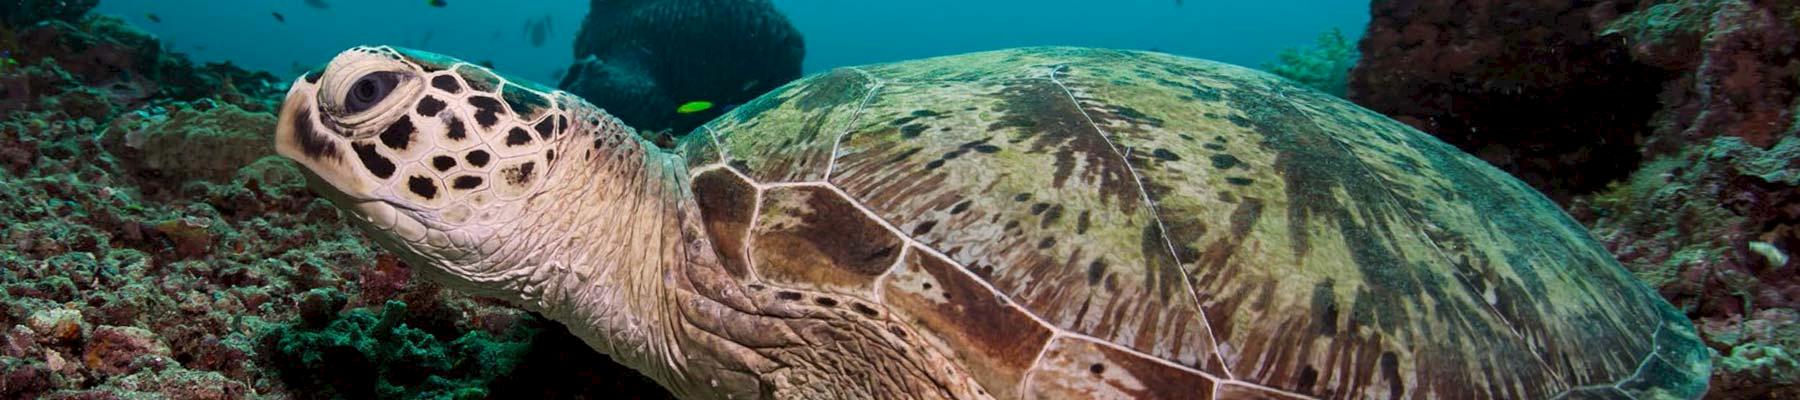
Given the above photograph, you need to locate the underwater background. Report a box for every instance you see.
[0,0,1795,398]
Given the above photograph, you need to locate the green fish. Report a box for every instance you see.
[427,0,447,7]
[676,101,714,114]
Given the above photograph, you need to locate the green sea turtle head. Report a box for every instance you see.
[274,46,632,300]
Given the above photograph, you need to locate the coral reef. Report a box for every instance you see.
[561,0,804,137]
[1262,28,1358,97]
[0,0,98,27]
[1349,0,1800,396]
[0,8,669,399]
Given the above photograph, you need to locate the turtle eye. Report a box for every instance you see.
[345,71,401,114]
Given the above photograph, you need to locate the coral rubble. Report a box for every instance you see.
[1350,0,1800,396]
[0,6,670,399]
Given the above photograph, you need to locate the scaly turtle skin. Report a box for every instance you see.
[275,46,1710,399]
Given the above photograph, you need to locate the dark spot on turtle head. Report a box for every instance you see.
[534,118,556,140]
[911,109,944,118]
[458,65,502,93]
[379,116,415,150]
[900,124,927,138]
[973,144,1001,154]
[468,96,505,128]
[465,150,490,167]
[431,155,456,171]
[503,161,537,185]
[747,283,766,291]
[1225,177,1254,186]
[1038,237,1056,249]
[407,176,437,199]
[1203,143,1226,151]
[1151,148,1181,161]
[431,75,462,94]
[1030,203,1050,215]
[303,69,324,84]
[922,282,933,290]
[775,291,803,301]
[288,109,339,160]
[546,149,555,163]
[445,117,467,140]
[502,83,551,120]
[925,159,945,170]
[452,175,483,190]
[1014,193,1032,202]
[887,326,907,337]
[813,297,839,307]
[1076,210,1092,234]
[415,96,447,117]
[351,142,395,179]
[852,303,879,317]
[1089,363,1106,374]
[506,127,533,146]
[1210,154,1242,169]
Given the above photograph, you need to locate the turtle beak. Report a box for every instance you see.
[274,77,383,202]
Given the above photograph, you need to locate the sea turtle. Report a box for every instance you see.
[274,46,1711,399]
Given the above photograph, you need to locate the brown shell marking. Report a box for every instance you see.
[750,184,904,292]
[704,69,880,183]
[882,245,1054,399]
[827,69,1229,376]
[1025,336,1217,399]
[686,47,1708,399]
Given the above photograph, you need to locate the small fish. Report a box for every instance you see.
[739,80,761,92]
[676,101,715,114]
[427,0,447,7]
[272,12,286,23]
[304,0,330,9]
[146,13,162,23]
[477,60,495,69]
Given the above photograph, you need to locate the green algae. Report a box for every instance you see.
[1262,28,1357,97]
[264,300,533,399]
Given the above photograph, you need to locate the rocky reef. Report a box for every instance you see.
[1349,0,1799,396]
[0,7,670,399]
[560,0,804,139]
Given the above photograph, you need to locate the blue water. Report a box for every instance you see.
[94,0,1367,83]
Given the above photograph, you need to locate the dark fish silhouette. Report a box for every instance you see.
[427,0,447,7]
[146,13,161,23]
[272,12,286,23]
[525,16,551,47]
[304,0,329,9]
